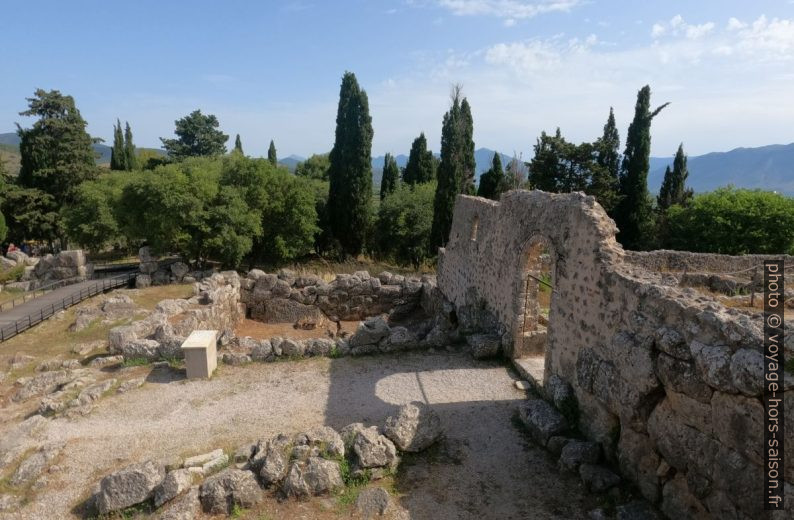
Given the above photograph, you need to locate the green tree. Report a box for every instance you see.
[380,153,399,200]
[614,85,669,250]
[160,110,229,160]
[234,134,243,155]
[0,211,6,244]
[0,187,59,244]
[328,72,374,256]
[62,174,128,250]
[431,86,473,250]
[403,133,435,184]
[295,154,331,181]
[591,107,621,214]
[124,122,137,170]
[268,140,277,166]
[110,119,127,171]
[375,182,435,268]
[477,152,506,200]
[666,187,794,254]
[658,143,692,210]
[460,98,476,195]
[17,89,99,237]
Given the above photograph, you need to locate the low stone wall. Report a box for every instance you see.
[109,272,243,361]
[240,269,425,323]
[625,249,794,275]
[135,246,205,288]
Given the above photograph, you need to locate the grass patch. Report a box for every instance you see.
[0,287,24,306]
[121,357,150,368]
[128,283,194,311]
[0,263,25,284]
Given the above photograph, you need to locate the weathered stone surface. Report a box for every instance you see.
[281,338,305,357]
[355,487,392,519]
[302,457,343,495]
[95,460,165,514]
[154,469,193,507]
[352,426,398,469]
[729,348,764,396]
[615,500,662,520]
[121,339,160,361]
[350,316,391,347]
[618,427,661,503]
[655,353,712,404]
[660,473,708,520]
[253,434,291,486]
[654,327,689,360]
[558,440,600,473]
[383,401,442,452]
[184,449,224,468]
[647,398,718,473]
[545,374,576,412]
[466,334,501,359]
[690,341,735,393]
[250,339,273,361]
[9,445,60,487]
[711,391,763,465]
[579,464,620,493]
[156,486,200,520]
[518,399,568,446]
[665,390,711,434]
[199,468,262,515]
[295,426,345,458]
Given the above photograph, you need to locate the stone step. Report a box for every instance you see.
[512,355,545,390]
[512,326,547,358]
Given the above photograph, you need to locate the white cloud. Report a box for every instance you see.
[436,0,580,19]
[504,18,516,27]
[652,14,715,39]
[651,23,665,38]
[727,17,746,30]
[685,22,715,39]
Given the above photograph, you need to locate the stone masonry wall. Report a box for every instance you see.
[437,190,792,519]
[239,269,424,323]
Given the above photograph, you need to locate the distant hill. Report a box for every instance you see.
[648,143,794,195]
[278,154,304,172]
[371,148,512,185]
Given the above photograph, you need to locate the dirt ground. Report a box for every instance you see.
[234,318,360,341]
[0,351,599,520]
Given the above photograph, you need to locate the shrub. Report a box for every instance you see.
[374,182,435,268]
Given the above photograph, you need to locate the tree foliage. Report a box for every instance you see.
[124,122,137,170]
[376,182,435,268]
[328,72,373,256]
[592,108,621,214]
[431,86,474,250]
[665,187,794,255]
[160,110,229,160]
[62,174,128,250]
[657,143,692,211]
[268,140,277,166]
[295,154,330,181]
[234,134,243,155]
[110,120,136,171]
[16,89,98,231]
[403,133,435,184]
[477,152,506,200]
[380,153,399,200]
[614,85,669,250]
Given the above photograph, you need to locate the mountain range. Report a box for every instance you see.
[2,132,792,194]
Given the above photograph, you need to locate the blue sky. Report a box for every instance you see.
[2,0,793,159]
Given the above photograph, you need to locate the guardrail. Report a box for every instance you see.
[0,272,136,343]
[0,276,84,313]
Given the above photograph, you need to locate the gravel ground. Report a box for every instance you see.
[2,351,596,519]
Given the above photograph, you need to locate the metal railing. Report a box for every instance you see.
[0,272,136,343]
[0,276,84,312]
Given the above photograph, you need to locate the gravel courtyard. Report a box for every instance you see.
[2,351,598,519]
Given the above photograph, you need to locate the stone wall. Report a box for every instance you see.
[136,247,200,288]
[108,272,243,361]
[437,190,792,519]
[240,269,424,323]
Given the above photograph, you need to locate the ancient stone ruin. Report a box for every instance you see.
[437,190,793,519]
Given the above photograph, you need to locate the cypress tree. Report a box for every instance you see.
[591,108,621,213]
[268,140,277,165]
[234,134,243,154]
[328,72,374,256]
[670,143,692,206]
[614,85,669,250]
[460,98,476,195]
[657,165,674,211]
[431,87,469,250]
[403,133,435,184]
[110,119,125,171]
[380,153,399,200]
[124,122,136,170]
[477,152,505,200]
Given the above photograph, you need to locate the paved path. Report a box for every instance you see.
[0,275,133,341]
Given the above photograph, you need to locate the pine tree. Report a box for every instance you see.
[614,85,669,250]
[591,107,621,213]
[670,143,692,206]
[160,110,228,159]
[268,140,277,166]
[477,152,505,200]
[403,133,435,184]
[124,122,137,170]
[234,134,243,154]
[110,119,126,171]
[460,98,476,195]
[431,86,472,250]
[328,72,374,256]
[380,153,399,200]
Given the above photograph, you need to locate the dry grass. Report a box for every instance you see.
[127,283,194,311]
[0,288,24,307]
[259,256,434,282]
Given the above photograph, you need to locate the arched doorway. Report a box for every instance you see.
[511,235,555,384]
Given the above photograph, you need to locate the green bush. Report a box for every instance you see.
[665,187,794,255]
[62,173,129,250]
[375,182,435,268]
[0,210,6,244]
